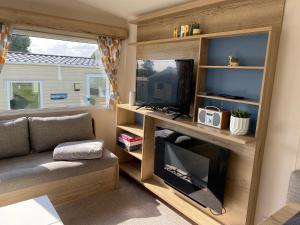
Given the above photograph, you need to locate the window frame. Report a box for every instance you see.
[6,80,44,110]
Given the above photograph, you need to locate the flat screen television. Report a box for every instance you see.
[136,59,194,114]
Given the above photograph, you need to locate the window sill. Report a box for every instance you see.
[0,105,110,117]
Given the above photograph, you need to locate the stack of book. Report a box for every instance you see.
[117,132,142,152]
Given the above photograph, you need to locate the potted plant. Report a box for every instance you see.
[230,109,250,135]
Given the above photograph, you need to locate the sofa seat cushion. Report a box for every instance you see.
[0,149,118,195]
[0,117,30,159]
[29,113,95,153]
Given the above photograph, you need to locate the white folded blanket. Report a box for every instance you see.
[53,139,104,161]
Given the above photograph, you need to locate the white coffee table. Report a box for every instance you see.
[0,195,64,225]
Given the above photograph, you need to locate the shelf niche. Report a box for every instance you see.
[194,31,269,136]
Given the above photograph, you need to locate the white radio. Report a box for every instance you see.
[197,106,230,129]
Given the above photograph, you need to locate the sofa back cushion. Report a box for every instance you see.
[0,117,30,159]
[29,113,95,152]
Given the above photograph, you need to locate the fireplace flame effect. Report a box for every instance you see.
[164,164,192,184]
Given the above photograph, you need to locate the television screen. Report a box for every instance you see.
[136,59,194,114]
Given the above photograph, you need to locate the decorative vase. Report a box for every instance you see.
[230,116,250,135]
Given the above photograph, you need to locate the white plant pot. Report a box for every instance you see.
[230,116,250,136]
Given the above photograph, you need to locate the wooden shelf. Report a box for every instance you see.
[141,178,220,225]
[117,104,150,115]
[117,146,143,160]
[199,65,265,70]
[196,94,260,106]
[128,35,201,46]
[121,171,221,224]
[120,161,141,182]
[158,116,255,145]
[129,27,271,46]
[200,26,272,39]
[117,104,255,145]
[117,124,144,137]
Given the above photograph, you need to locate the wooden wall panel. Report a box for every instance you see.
[0,7,128,39]
[137,41,199,60]
[130,0,230,24]
[136,41,200,87]
[136,0,284,42]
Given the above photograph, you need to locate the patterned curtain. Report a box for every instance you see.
[0,23,13,74]
[97,36,122,109]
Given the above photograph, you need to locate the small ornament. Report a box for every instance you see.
[173,26,179,38]
[180,25,185,38]
[177,25,181,37]
[189,23,194,36]
[192,23,201,35]
[173,22,201,38]
[228,56,239,66]
[183,25,189,37]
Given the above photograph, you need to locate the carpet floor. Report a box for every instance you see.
[56,175,194,225]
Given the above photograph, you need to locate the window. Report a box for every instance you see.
[1,32,109,112]
[7,81,42,110]
[86,74,110,106]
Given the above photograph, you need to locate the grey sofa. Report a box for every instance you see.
[287,170,300,203]
[0,111,119,207]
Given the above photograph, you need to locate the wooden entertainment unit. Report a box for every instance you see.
[116,103,256,225]
[115,1,285,224]
[116,104,230,225]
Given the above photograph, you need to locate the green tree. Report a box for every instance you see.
[9,35,31,52]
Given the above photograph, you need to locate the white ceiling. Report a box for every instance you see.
[0,0,194,27]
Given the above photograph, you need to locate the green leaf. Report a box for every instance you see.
[231,109,250,118]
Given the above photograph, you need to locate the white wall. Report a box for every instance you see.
[255,0,300,223]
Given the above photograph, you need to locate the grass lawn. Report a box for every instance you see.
[11,83,40,109]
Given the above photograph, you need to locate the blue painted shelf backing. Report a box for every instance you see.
[202,33,269,133]
[205,69,263,101]
[207,33,268,66]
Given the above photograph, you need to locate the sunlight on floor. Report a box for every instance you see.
[57,175,194,225]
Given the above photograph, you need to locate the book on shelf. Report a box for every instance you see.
[117,141,141,152]
[118,137,142,147]
[118,132,142,152]
[119,132,143,142]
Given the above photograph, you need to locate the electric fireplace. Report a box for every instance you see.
[154,128,229,213]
